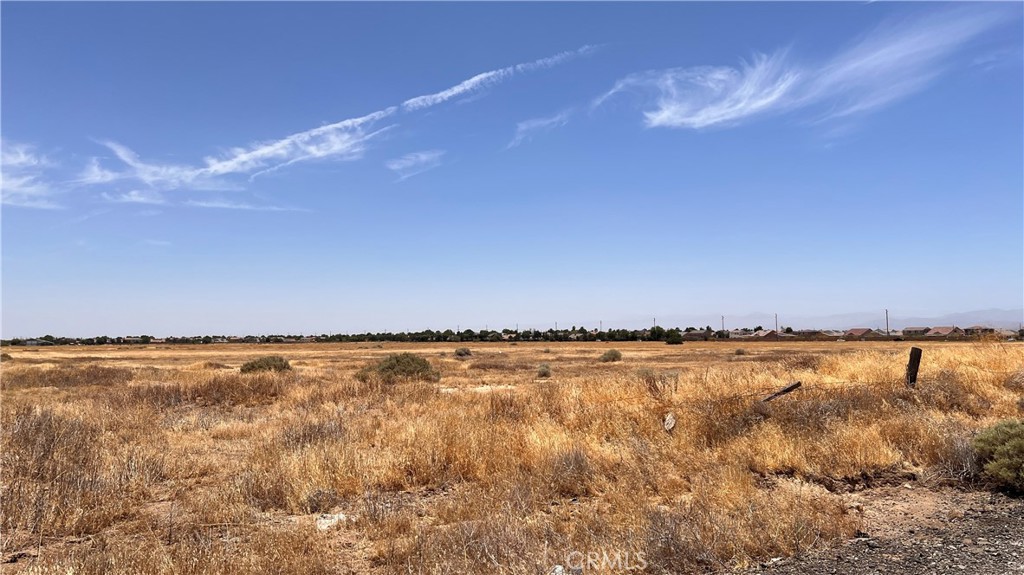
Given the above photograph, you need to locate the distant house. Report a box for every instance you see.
[794,329,824,337]
[729,330,753,339]
[23,339,54,346]
[752,330,777,338]
[964,326,996,336]
[844,328,877,338]
[926,326,965,337]
[124,336,143,344]
[903,327,931,337]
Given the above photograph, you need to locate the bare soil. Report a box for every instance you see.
[750,484,1024,575]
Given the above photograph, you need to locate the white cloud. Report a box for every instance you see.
[204,108,397,180]
[403,45,597,111]
[101,189,166,205]
[184,198,304,212]
[384,150,445,181]
[2,141,54,169]
[596,10,1004,129]
[508,110,573,148]
[1,140,63,209]
[63,45,594,201]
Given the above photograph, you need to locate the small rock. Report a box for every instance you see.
[315,512,348,531]
[663,412,676,432]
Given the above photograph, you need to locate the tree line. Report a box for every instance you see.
[0,325,743,346]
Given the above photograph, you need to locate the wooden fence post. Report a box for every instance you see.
[906,347,922,389]
[761,381,802,403]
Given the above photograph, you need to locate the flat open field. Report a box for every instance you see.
[2,341,1022,573]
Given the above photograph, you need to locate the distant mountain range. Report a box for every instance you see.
[630,309,1024,332]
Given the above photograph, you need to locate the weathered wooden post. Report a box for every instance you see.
[762,381,802,403]
[905,347,922,388]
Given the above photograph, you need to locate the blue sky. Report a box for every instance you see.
[2,2,1022,337]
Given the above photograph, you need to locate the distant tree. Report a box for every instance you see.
[665,329,684,345]
[784,327,793,334]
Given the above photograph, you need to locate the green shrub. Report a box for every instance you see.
[240,356,292,374]
[356,353,440,384]
[599,349,622,363]
[666,331,684,345]
[973,419,1024,492]
[537,363,552,379]
[454,347,472,358]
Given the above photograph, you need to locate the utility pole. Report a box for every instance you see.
[775,313,779,340]
[721,315,725,332]
[885,309,890,337]
[600,320,603,332]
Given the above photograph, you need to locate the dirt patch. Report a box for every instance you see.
[748,485,1024,574]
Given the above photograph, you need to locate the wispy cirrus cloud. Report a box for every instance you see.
[403,45,597,112]
[101,189,167,205]
[1,140,63,209]
[184,198,305,212]
[77,107,399,191]
[507,109,574,148]
[595,10,1004,130]
[385,150,445,181]
[76,45,595,201]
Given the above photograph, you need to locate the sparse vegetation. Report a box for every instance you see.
[2,341,1022,573]
[355,352,440,384]
[454,347,472,358]
[537,363,551,378]
[599,348,623,362]
[974,419,1024,492]
[240,355,292,373]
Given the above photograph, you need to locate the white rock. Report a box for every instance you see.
[315,512,348,531]
[663,412,677,432]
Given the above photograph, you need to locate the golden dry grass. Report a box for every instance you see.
[1,340,1021,573]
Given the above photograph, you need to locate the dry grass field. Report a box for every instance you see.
[1,340,1022,573]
